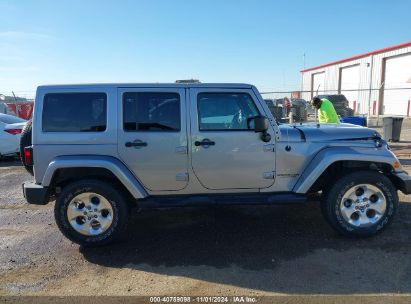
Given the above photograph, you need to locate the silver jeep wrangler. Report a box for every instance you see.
[21,83,411,246]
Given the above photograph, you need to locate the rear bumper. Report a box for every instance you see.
[22,182,49,205]
[393,172,411,195]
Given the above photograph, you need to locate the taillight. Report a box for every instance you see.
[24,146,33,166]
[4,128,22,135]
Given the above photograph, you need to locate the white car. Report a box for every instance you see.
[0,113,27,157]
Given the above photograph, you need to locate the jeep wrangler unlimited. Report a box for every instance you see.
[22,83,411,246]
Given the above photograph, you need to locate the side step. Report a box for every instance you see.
[138,192,308,208]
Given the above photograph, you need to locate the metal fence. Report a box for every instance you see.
[261,87,411,123]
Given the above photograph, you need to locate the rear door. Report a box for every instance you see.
[117,88,188,191]
[190,88,276,190]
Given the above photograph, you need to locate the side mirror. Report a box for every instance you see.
[247,116,271,142]
[248,115,269,133]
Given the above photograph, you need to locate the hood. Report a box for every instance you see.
[279,123,380,142]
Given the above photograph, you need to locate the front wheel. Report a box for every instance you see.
[321,170,398,237]
[54,180,129,247]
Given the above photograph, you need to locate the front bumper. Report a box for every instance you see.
[22,182,50,205]
[393,172,411,195]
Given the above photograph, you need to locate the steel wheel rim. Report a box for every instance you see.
[340,184,387,228]
[67,192,114,236]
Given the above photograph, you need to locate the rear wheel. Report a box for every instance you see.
[54,180,129,246]
[321,170,398,237]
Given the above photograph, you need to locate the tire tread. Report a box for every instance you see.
[321,170,398,237]
[54,179,129,247]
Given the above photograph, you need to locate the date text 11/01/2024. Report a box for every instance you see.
[149,296,258,303]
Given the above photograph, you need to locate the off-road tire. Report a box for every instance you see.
[321,170,398,237]
[19,120,33,176]
[54,179,129,247]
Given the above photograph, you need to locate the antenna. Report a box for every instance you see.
[314,85,321,125]
[12,91,18,102]
[303,53,306,69]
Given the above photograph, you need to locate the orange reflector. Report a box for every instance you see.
[393,161,401,169]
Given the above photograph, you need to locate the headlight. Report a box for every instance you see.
[393,161,403,171]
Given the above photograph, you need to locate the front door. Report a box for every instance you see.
[190,88,276,190]
[117,88,188,191]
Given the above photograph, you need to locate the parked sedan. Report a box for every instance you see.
[0,113,27,157]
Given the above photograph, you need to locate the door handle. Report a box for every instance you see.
[125,141,147,148]
[194,139,215,148]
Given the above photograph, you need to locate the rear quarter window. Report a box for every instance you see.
[42,93,107,132]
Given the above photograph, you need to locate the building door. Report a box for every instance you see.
[312,72,325,98]
[383,53,411,115]
[339,64,360,112]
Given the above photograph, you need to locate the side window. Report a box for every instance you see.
[42,93,107,132]
[123,92,180,131]
[197,93,259,131]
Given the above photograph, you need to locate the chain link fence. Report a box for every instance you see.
[261,88,411,123]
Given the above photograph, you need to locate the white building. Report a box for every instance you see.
[301,42,411,116]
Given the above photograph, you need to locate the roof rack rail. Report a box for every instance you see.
[175,79,201,83]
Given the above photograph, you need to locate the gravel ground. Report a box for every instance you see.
[1,158,411,299]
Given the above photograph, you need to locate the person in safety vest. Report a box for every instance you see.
[312,97,339,123]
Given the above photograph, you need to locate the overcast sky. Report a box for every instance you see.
[1,0,410,97]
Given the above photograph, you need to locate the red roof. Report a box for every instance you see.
[300,41,411,73]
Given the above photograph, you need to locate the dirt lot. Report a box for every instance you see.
[1,158,411,300]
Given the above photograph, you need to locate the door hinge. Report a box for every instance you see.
[175,146,188,154]
[263,171,275,179]
[263,144,275,152]
[176,172,189,181]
